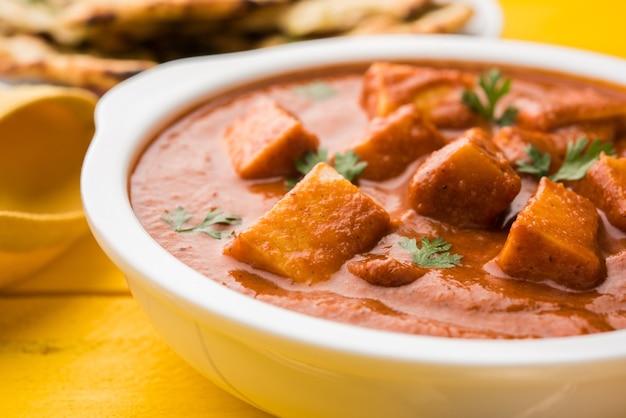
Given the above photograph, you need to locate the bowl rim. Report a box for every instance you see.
[82,34,626,368]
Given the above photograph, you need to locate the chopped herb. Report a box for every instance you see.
[399,236,462,269]
[293,81,337,101]
[552,138,615,181]
[161,206,242,239]
[516,144,552,179]
[333,150,368,182]
[295,147,329,176]
[161,206,192,231]
[496,106,519,127]
[517,138,615,182]
[462,69,518,126]
[284,177,300,189]
[290,147,367,185]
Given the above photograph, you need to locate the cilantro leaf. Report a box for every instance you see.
[333,150,368,181]
[398,236,462,269]
[516,144,551,178]
[290,147,367,186]
[462,69,518,126]
[551,138,615,182]
[161,206,242,239]
[496,105,519,126]
[293,81,337,101]
[516,138,615,182]
[295,147,329,176]
[161,206,192,231]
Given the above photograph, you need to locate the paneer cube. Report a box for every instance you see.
[512,86,626,131]
[347,255,426,287]
[223,162,390,283]
[223,97,319,179]
[497,177,605,290]
[408,128,521,228]
[360,62,477,129]
[574,153,626,232]
[493,126,563,174]
[352,103,447,181]
[494,124,617,177]
[551,120,620,147]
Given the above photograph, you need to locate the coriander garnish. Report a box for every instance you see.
[399,236,462,269]
[290,147,367,185]
[462,69,518,126]
[293,81,337,101]
[295,147,330,176]
[516,143,551,179]
[332,150,368,181]
[161,206,242,239]
[516,137,615,182]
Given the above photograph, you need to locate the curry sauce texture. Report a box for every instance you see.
[130,61,626,339]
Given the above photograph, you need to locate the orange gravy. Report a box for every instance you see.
[130,64,626,339]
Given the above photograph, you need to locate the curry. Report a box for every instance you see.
[130,61,626,339]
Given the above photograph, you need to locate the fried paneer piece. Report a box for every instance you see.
[352,103,447,181]
[494,122,619,176]
[408,128,521,228]
[223,97,319,179]
[360,62,477,129]
[512,86,626,131]
[496,177,605,290]
[493,126,564,174]
[224,162,391,283]
[574,154,626,232]
[551,120,620,146]
[347,254,426,287]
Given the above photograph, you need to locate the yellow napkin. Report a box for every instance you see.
[0,84,98,287]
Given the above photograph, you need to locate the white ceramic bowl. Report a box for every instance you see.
[81,36,626,418]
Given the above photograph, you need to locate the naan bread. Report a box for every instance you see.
[0,0,475,92]
[50,0,252,45]
[278,0,430,37]
[346,2,473,35]
[0,34,156,93]
[0,1,58,34]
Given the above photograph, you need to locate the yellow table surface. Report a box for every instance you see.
[2,1,625,416]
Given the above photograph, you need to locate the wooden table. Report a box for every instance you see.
[2,1,625,416]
